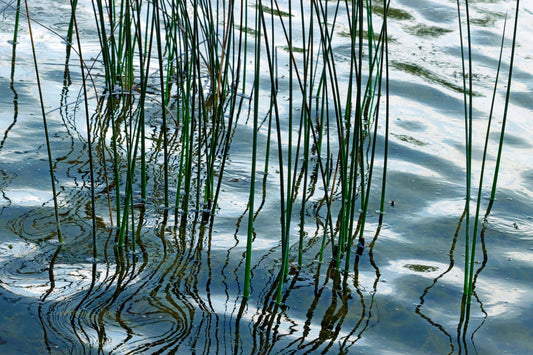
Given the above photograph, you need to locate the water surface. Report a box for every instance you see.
[1,1,532,354]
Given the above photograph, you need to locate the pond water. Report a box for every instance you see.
[1,1,533,354]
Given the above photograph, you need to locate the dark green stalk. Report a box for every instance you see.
[70,0,98,259]
[355,0,365,242]
[466,16,508,306]
[124,3,136,250]
[109,101,121,230]
[117,114,134,247]
[284,0,295,281]
[342,0,363,270]
[465,1,474,295]
[154,0,169,209]
[168,1,188,217]
[11,0,22,45]
[133,0,152,201]
[178,29,194,220]
[93,0,115,91]
[467,2,519,305]
[67,0,78,44]
[24,0,63,243]
[241,0,249,93]
[255,1,289,304]
[350,0,388,266]
[175,60,193,218]
[64,0,78,70]
[490,2,519,201]
[307,0,343,259]
[192,0,203,215]
[244,0,262,300]
[92,0,121,228]
[455,0,472,296]
[297,0,313,267]
[379,0,390,219]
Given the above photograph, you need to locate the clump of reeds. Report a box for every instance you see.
[16,0,519,308]
[16,0,391,302]
[455,0,520,320]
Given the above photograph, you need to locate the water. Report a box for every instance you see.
[1,1,532,354]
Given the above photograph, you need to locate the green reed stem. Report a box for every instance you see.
[490,2,519,202]
[343,0,364,270]
[256,1,289,304]
[312,0,344,261]
[297,0,313,267]
[348,0,388,271]
[70,0,98,258]
[212,0,246,217]
[91,0,122,228]
[379,0,390,219]
[175,59,193,219]
[466,15,508,307]
[93,0,114,90]
[154,0,169,209]
[244,0,262,300]
[12,0,22,44]
[456,0,473,296]
[285,0,295,279]
[24,0,63,243]
[133,0,151,201]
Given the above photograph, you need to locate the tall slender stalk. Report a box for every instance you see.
[133,0,151,201]
[11,0,22,45]
[455,0,473,296]
[466,15,508,307]
[464,0,474,297]
[154,0,169,209]
[70,0,97,259]
[24,0,63,243]
[378,0,390,222]
[490,2,519,202]
[92,0,122,230]
[459,0,520,304]
[18,0,398,303]
[244,0,263,300]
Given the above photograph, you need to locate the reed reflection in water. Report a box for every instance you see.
[29,222,388,354]
[2,209,469,354]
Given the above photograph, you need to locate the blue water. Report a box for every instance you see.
[1,1,532,353]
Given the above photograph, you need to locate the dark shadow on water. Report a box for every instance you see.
[415,201,494,354]
[0,42,20,215]
[415,209,465,354]
[456,201,493,354]
[38,243,62,354]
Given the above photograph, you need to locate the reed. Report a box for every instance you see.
[8,2,531,354]
[16,0,518,308]
[243,0,263,299]
[10,0,21,45]
[379,0,390,223]
[489,2,520,203]
[62,0,392,300]
[69,0,98,259]
[456,0,520,303]
[24,0,63,244]
[235,0,390,303]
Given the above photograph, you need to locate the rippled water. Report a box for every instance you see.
[1,1,533,354]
